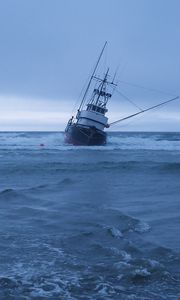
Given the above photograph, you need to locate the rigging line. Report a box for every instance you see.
[118,80,177,97]
[117,61,128,81]
[116,89,143,111]
[110,66,119,96]
[112,65,119,84]
[78,41,107,111]
[111,117,141,129]
[71,42,107,116]
[109,96,179,126]
[71,75,91,115]
[111,83,117,96]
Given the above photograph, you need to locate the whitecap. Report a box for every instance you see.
[133,268,151,276]
[109,227,123,238]
[134,221,150,233]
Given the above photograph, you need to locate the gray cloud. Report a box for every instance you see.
[0,0,179,130]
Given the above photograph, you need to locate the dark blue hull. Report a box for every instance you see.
[65,124,106,146]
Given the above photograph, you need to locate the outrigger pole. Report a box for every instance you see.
[78,41,107,111]
[109,96,179,126]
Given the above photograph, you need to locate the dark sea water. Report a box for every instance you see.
[0,131,180,300]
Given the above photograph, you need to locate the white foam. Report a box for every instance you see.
[133,268,151,276]
[108,135,180,151]
[109,227,123,238]
[0,132,180,151]
[134,221,151,233]
[148,259,161,269]
[120,250,132,262]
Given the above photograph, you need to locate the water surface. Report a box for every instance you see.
[0,131,180,299]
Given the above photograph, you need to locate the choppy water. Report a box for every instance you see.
[0,131,180,299]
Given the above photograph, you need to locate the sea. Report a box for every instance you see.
[0,131,180,300]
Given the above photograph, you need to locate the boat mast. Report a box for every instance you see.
[78,41,107,111]
[95,68,109,106]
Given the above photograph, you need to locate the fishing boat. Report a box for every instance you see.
[65,42,114,146]
[65,43,179,146]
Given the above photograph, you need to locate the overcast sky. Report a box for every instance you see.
[0,0,179,131]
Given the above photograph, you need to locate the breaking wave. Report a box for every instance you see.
[0,207,179,299]
[0,131,180,151]
[1,131,180,299]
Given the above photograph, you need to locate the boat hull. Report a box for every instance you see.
[65,124,106,146]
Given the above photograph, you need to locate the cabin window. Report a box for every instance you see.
[87,104,106,114]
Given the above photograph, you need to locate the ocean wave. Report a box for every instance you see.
[0,241,179,300]
[0,188,22,201]
[159,162,180,172]
[0,188,15,195]
[107,226,123,238]
[108,134,180,151]
[48,160,180,174]
[0,208,179,299]
[134,221,151,233]
[1,131,180,151]
[26,178,75,193]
